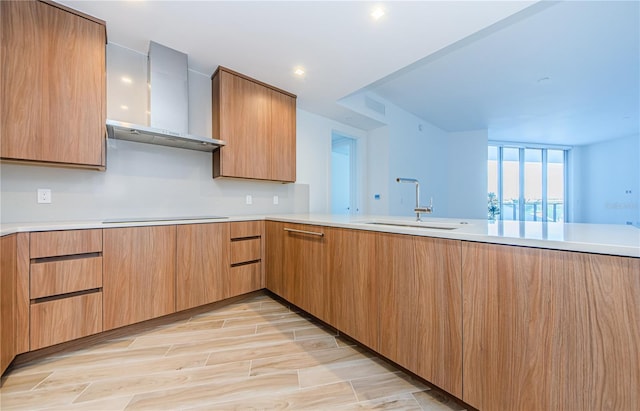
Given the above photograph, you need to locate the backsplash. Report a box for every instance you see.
[0,139,308,223]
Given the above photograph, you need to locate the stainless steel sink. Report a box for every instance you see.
[362,220,462,230]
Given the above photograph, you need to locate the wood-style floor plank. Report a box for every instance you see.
[1,294,464,410]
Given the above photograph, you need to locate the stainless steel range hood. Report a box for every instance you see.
[106,42,225,152]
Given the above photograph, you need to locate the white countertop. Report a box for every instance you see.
[2,214,639,258]
[266,214,640,258]
[0,215,265,236]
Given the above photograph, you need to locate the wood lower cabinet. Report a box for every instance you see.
[212,66,296,182]
[266,223,462,396]
[228,221,264,297]
[176,223,230,311]
[379,234,463,398]
[327,228,379,350]
[30,293,102,350]
[282,223,330,322]
[27,229,104,351]
[265,221,285,296]
[103,226,176,330]
[462,242,640,411]
[1,235,17,374]
[266,221,329,321]
[1,0,106,169]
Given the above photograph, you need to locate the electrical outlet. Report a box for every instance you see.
[37,189,52,204]
[273,195,279,205]
[245,195,252,205]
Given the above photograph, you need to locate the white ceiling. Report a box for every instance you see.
[58,0,535,131]
[58,1,637,146]
[366,0,640,146]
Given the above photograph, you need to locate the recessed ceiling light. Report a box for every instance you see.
[294,67,305,76]
[121,76,132,84]
[371,7,385,20]
[120,105,129,110]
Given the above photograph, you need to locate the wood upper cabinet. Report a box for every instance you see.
[269,88,296,182]
[212,67,296,182]
[103,226,176,330]
[1,0,106,169]
[176,223,230,311]
[379,233,463,398]
[1,235,17,374]
[326,228,379,350]
[462,242,640,411]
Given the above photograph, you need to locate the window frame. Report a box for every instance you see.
[489,142,570,222]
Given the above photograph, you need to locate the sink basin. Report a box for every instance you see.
[362,220,463,230]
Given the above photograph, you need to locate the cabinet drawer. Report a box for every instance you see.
[229,263,262,296]
[230,221,262,239]
[231,238,261,265]
[30,292,102,350]
[30,257,102,299]
[30,229,102,258]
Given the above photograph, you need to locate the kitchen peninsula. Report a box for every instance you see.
[1,215,638,410]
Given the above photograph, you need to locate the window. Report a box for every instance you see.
[488,143,568,222]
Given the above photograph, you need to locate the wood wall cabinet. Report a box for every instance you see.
[1,0,106,169]
[378,234,463,398]
[1,235,17,374]
[103,226,176,330]
[326,228,379,350]
[176,223,230,311]
[212,67,296,182]
[462,242,640,411]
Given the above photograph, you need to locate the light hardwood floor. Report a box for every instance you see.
[0,293,465,410]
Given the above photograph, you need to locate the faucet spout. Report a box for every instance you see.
[396,177,433,221]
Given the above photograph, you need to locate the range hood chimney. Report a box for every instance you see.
[106,42,225,152]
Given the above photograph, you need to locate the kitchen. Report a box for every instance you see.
[1,1,639,410]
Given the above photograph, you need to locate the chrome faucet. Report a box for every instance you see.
[396,177,433,221]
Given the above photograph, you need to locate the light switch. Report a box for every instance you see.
[245,195,252,205]
[273,195,279,205]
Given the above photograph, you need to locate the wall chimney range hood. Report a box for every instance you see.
[106,42,225,152]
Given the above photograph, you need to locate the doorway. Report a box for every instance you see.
[331,133,357,214]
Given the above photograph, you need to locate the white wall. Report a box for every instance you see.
[366,126,390,216]
[572,134,640,226]
[0,140,310,223]
[0,43,316,224]
[446,130,488,219]
[340,91,495,220]
[296,110,367,214]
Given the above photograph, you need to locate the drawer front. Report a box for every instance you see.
[30,229,102,258]
[30,257,103,299]
[229,263,262,296]
[30,292,102,350]
[230,221,262,239]
[231,238,261,265]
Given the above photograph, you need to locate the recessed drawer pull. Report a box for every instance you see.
[284,228,324,237]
